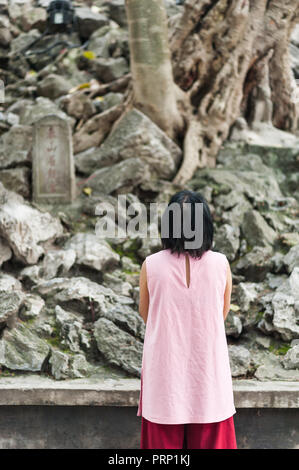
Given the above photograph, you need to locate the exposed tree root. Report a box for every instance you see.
[172,119,203,185]
[168,0,299,183]
[73,87,133,154]
[88,74,132,99]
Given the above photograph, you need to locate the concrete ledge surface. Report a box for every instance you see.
[0,375,298,408]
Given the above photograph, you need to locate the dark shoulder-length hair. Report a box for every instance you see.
[160,190,213,259]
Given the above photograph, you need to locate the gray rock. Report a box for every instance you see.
[265,272,288,290]
[262,211,292,233]
[283,244,299,274]
[0,182,64,265]
[238,238,248,257]
[231,120,299,148]
[82,109,182,179]
[103,0,127,27]
[0,0,8,10]
[241,209,277,248]
[291,24,299,47]
[132,286,140,306]
[225,311,243,338]
[35,277,114,317]
[270,196,298,212]
[0,121,12,137]
[34,276,134,320]
[9,28,40,55]
[36,74,73,100]
[0,125,32,169]
[103,271,133,297]
[75,7,109,39]
[5,99,33,118]
[64,233,120,273]
[93,57,129,83]
[198,185,213,203]
[19,97,74,127]
[256,292,276,335]
[0,291,24,329]
[94,317,143,376]
[103,303,145,341]
[54,305,89,354]
[235,246,274,282]
[268,251,286,274]
[61,92,96,120]
[221,194,252,227]
[19,294,45,321]
[70,353,92,378]
[281,345,299,370]
[90,193,144,242]
[5,112,20,126]
[121,256,140,273]
[164,0,183,17]
[137,223,162,258]
[48,349,69,380]
[271,267,299,341]
[19,265,42,285]
[214,190,244,211]
[35,323,54,337]
[0,236,12,266]
[0,14,11,46]
[254,351,299,381]
[82,192,118,217]
[88,26,129,60]
[236,282,265,312]
[85,157,151,195]
[0,167,31,198]
[217,148,269,172]
[97,92,123,112]
[0,322,50,372]
[86,25,114,58]
[40,249,76,280]
[0,272,23,292]
[257,317,276,336]
[49,349,93,380]
[213,224,240,261]
[254,335,271,349]
[290,43,299,78]
[279,232,299,249]
[24,305,56,338]
[79,329,92,353]
[16,6,47,32]
[190,164,283,209]
[44,46,89,87]
[75,146,120,176]
[228,345,252,377]
[276,265,299,297]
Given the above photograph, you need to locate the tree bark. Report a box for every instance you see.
[124,0,184,138]
[124,0,299,184]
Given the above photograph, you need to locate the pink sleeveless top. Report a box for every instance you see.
[137,248,236,424]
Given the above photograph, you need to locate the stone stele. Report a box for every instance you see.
[32,114,76,203]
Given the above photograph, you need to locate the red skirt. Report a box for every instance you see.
[140,415,237,449]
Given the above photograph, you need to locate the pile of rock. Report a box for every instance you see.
[291,24,299,79]
[187,141,299,381]
[0,0,298,381]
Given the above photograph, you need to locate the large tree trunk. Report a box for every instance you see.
[125,0,299,184]
[124,0,184,138]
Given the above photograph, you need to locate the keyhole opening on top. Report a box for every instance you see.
[185,253,190,288]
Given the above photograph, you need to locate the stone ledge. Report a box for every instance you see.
[233,380,299,408]
[0,375,298,408]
